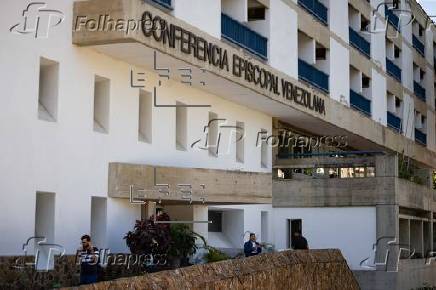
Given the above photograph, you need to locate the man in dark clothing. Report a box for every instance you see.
[78,235,99,285]
[244,233,262,257]
[292,231,309,250]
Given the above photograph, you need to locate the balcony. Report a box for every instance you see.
[298,59,329,93]
[349,27,371,58]
[414,81,426,102]
[350,89,371,116]
[415,128,427,146]
[412,35,425,56]
[386,58,402,82]
[298,0,328,26]
[385,5,400,31]
[387,111,401,132]
[151,0,172,9]
[221,13,268,59]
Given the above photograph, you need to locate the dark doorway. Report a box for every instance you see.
[287,219,302,248]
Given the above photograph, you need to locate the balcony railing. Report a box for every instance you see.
[415,128,427,146]
[349,27,371,58]
[386,58,402,82]
[414,81,426,102]
[350,89,371,116]
[385,5,400,31]
[221,13,268,59]
[413,35,425,56]
[151,0,172,9]
[298,0,328,26]
[298,59,329,93]
[387,111,401,132]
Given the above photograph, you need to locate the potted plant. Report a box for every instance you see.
[167,224,205,267]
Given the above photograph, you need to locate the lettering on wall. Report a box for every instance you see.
[140,11,326,115]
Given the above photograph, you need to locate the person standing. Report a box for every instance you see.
[78,234,99,285]
[292,230,309,250]
[244,233,262,257]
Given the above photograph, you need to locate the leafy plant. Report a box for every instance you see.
[168,224,199,258]
[204,247,229,263]
[124,213,171,255]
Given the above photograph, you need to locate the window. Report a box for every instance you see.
[362,75,370,88]
[176,102,187,151]
[316,46,327,60]
[420,69,425,81]
[236,121,244,163]
[38,57,59,122]
[35,191,57,271]
[91,197,107,249]
[93,75,110,133]
[260,128,268,168]
[394,46,401,58]
[138,90,152,143]
[208,112,218,157]
[395,97,401,108]
[248,7,266,20]
[208,211,222,232]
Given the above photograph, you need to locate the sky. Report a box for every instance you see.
[417,0,436,17]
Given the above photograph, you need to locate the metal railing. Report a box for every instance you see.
[412,35,425,56]
[386,58,402,82]
[387,112,401,132]
[349,27,371,58]
[298,0,328,25]
[151,0,172,9]
[415,128,427,146]
[221,13,268,59]
[350,89,371,116]
[414,81,426,102]
[298,59,329,93]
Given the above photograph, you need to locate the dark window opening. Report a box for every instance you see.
[316,47,327,60]
[362,75,370,88]
[208,211,222,232]
[394,46,401,58]
[248,7,266,21]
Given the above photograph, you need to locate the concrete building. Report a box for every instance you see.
[1,0,436,289]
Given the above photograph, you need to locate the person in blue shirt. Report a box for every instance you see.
[244,233,262,257]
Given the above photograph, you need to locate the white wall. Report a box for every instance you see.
[330,39,350,102]
[330,0,349,41]
[272,207,377,270]
[267,0,297,78]
[402,94,416,139]
[221,0,246,22]
[0,0,272,255]
[371,69,387,125]
[173,0,221,38]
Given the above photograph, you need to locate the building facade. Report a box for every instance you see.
[1,0,436,289]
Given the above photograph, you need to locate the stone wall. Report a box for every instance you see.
[0,255,144,289]
[64,249,360,290]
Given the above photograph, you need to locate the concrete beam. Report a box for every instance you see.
[108,163,272,203]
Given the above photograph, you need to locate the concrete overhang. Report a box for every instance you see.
[109,163,272,204]
[73,0,436,168]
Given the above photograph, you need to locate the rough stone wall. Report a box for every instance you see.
[64,249,360,290]
[0,255,144,289]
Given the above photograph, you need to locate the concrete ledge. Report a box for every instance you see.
[109,162,272,204]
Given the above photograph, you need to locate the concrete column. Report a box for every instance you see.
[375,154,398,177]
[193,205,208,245]
[376,204,399,271]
